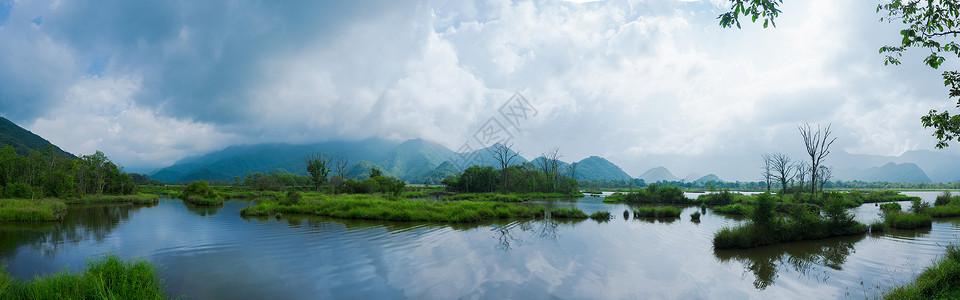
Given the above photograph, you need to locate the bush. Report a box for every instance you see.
[633,206,682,218]
[550,207,588,219]
[690,211,701,221]
[926,205,960,218]
[880,202,902,213]
[935,190,958,207]
[751,193,777,227]
[911,198,931,214]
[713,204,751,216]
[603,184,690,204]
[281,191,302,205]
[589,210,612,221]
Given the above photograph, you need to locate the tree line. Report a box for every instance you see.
[0,145,136,199]
[443,144,580,194]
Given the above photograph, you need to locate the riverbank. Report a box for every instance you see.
[884,244,960,299]
[0,199,67,221]
[0,254,168,299]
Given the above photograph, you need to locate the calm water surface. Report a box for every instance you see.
[1,192,958,299]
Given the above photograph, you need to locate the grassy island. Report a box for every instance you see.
[240,193,550,223]
[0,254,168,299]
[713,193,867,249]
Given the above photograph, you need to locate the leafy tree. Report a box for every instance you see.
[720,0,960,148]
[369,167,382,179]
[305,153,331,191]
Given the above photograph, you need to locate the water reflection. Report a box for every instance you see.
[714,234,866,290]
[0,203,153,260]
[182,202,222,216]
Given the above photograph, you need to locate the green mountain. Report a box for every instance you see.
[410,161,459,185]
[376,138,456,181]
[0,116,74,158]
[573,156,633,181]
[694,174,724,184]
[348,160,394,180]
[150,138,399,182]
[638,166,680,183]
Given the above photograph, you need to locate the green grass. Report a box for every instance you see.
[690,211,701,221]
[632,206,682,218]
[712,204,752,216]
[589,210,612,221]
[240,194,547,223]
[926,205,960,218]
[884,244,960,300]
[401,191,430,198]
[870,220,886,233]
[549,207,588,219]
[0,254,168,299]
[180,195,224,206]
[0,199,67,222]
[603,185,691,205]
[713,220,867,249]
[63,193,159,205]
[885,212,933,229]
[445,193,522,202]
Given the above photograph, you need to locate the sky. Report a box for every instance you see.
[0,0,957,180]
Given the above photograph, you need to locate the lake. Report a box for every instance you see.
[1,191,957,299]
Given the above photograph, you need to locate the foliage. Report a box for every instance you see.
[445,164,579,195]
[240,193,546,223]
[751,192,778,227]
[179,180,223,206]
[0,254,167,299]
[305,153,331,191]
[884,244,960,299]
[713,204,751,216]
[0,146,136,199]
[717,0,782,29]
[880,202,903,213]
[0,199,66,221]
[549,207,588,219]
[936,190,960,206]
[338,176,406,196]
[911,198,932,214]
[690,211,701,221]
[926,205,960,218]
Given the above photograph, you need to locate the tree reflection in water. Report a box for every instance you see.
[0,203,155,260]
[714,234,866,290]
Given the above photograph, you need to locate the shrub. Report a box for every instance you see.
[633,206,681,218]
[282,191,302,205]
[885,212,932,230]
[713,204,751,216]
[589,210,612,221]
[935,190,957,207]
[690,211,701,221]
[880,202,902,213]
[911,198,931,214]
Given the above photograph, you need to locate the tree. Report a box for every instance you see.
[537,147,563,187]
[816,165,833,193]
[305,153,331,191]
[799,123,836,196]
[491,143,521,192]
[769,152,794,195]
[720,0,960,148]
[761,153,773,192]
[795,161,809,191]
[369,167,382,179]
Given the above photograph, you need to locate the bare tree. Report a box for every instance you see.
[817,165,833,193]
[568,162,578,181]
[761,153,773,192]
[492,143,521,191]
[537,147,563,186]
[799,123,837,196]
[795,161,809,192]
[769,152,794,195]
[332,154,350,192]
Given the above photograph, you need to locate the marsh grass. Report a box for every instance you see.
[884,244,960,300]
[65,193,159,205]
[632,206,682,218]
[712,204,752,216]
[884,212,932,230]
[0,254,167,299]
[926,205,960,218]
[690,211,701,221]
[549,207,588,219]
[0,199,66,222]
[589,210,612,221]
[240,194,546,223]
[880,202,903,213]
[445,193,523,202]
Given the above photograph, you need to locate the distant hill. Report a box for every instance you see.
[410,161,459,185]
[348,160,395,180]
[694,174,724,184]
[639,166,679,182]
[0,116,74,158]
[574,156,633,182]
[835,162,932,183]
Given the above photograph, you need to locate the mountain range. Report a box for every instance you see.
[0,116,956,184]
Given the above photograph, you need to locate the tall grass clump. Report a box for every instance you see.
[0,254,167,299]
[0,199,67,221]
[880,202,903,213]
[712,204,751,216]
[589,210,612,221]
[603,184,690,204]
[68,193,159,205]
[690,211,701,221]
[926,205,960,218]
[884,212,932,230]
[633,206,682,218]
[445,193,522,202]
[549,207,588,219]
[884,244,960,300]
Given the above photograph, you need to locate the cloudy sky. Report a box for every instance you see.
[0,0,956,180]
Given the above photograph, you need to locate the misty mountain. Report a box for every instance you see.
[834,162,932,183]
[694,174,724,184]
[573,156,633,182]
[376,138,456,181]
[410,161,459,185]
[830,150,959,183]
[639,166,680,182]
[0,116,74,158]
[348,160,395,180]
[149,137,399,182]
